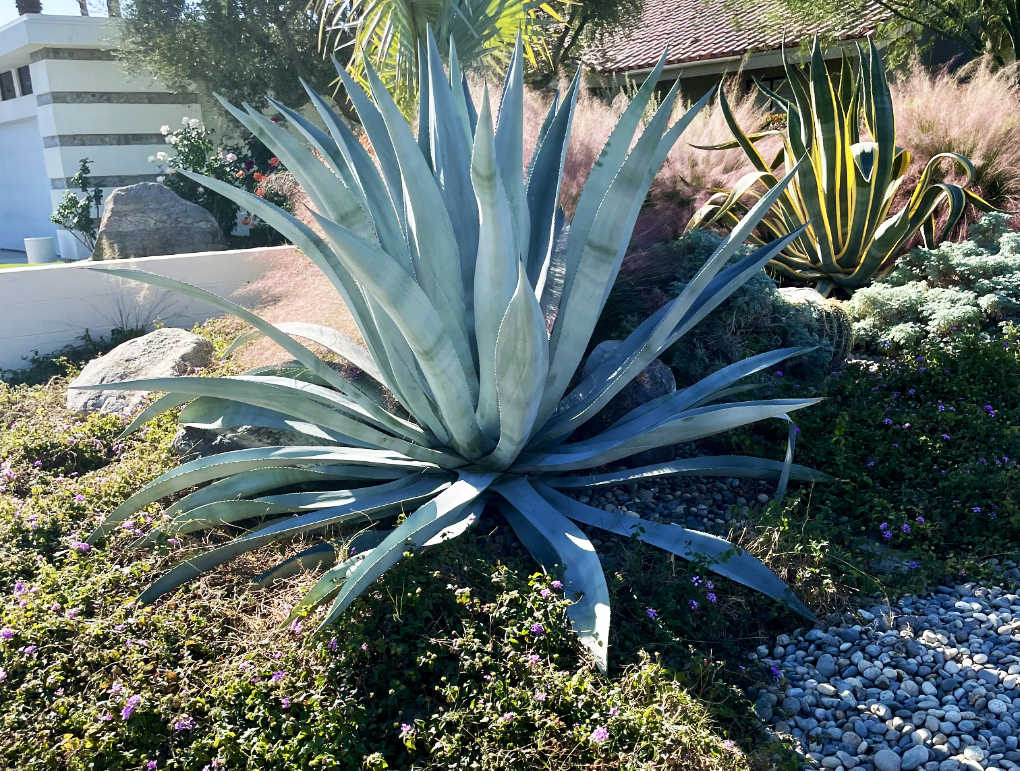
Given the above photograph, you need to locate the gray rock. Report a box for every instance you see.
[93,182,226,260]
[67,328,213,416]
[874,748,903,771]
[903,746,931,770]
[818,653,838,677]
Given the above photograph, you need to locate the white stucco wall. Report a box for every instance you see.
[0,245,289,372]
[0,113,54,250]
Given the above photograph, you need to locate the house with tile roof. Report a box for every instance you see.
[584,0,891,97]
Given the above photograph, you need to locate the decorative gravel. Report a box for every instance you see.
[572,474,774,530]
[752,569,1020,771]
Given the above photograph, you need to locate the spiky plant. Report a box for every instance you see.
[79,36,828,672]
[686,39,994,296]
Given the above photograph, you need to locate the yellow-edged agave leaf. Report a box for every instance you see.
[686,37,996,295]
[88,38,826,676]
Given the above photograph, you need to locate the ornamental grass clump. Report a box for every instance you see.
[686,38,994,296]
[78,35,827,672]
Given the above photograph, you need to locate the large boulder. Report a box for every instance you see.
[573,340,677,464]
[92,183,226,260]
[67,328,213,416]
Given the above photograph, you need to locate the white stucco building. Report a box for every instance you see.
[0,14,200,258]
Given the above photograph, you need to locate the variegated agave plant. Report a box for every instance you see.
[687,39,994,296]
[79,35,828,672]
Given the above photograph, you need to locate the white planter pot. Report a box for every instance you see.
[24,237,58,264]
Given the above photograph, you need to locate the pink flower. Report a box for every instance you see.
[590,725,609,743]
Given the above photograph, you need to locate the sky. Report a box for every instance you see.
[1,5,108,28]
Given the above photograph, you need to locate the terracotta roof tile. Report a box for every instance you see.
[585,0,890,72]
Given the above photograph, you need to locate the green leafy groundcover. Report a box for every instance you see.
[730,322,1020,597]
[0,351,805,771]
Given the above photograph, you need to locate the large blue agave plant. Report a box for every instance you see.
[79,34,827,672]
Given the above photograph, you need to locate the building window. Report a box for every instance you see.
[16,65,32,96]
[0,71,15,101]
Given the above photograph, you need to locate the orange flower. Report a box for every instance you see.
[235,170,245,179]
[241,217,250,225]
[255,187,265,197]
[252,172,265,182]
[268,156,280,167]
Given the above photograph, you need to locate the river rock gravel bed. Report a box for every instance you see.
[752,571,1020,771]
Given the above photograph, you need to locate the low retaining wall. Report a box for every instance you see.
[0,245,293,373]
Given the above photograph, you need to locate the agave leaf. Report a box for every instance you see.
[497,477,611,672]
[178,397,359,447]
[520,398,821,472]
[494,35,529,255]
[542,455,831,489]
[362,62,477,384]
[120,393,193,438]
[316,472,497,630]
[175,170,398,383]
[138,475,450,604]
[541,77,683,423]
[471,89,523,439]
[73,375,448,464]
[534,483,815,620]
[307,212,488,459]
[253,542,340,588]
[525,70,580,286]
[91,446,438,542]
[161,466,385,521]
[486,263,549,469]
[220,321,384,385]
[301,80,411,269]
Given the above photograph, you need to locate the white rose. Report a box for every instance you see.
[188,118,200,129]
[225,152,238,162]
[156,175,165,183]
[159,125,170,135]
[155,151,169,162]
[166,135,177,145]
[181,116,190,125]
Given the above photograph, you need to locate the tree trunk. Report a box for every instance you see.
[78,0,89,15]
[15,0,43,14]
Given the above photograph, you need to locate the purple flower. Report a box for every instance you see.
[288,619,303,636]
[908,561,919,569]
[327,637,338,651]
[688,599,699,611]
[99,712,112,722]
[13,580,27,597]
[23,645,36,655]
[550,580,563,590]
[883,418,893,425]
[529,623,545,635]
[121,694,141,720]
[534,691,547,702]
[70,540,91,553]
[609,706,619,717]
[706,592,718,603]
[526,654,540,665]
[770,665,783,680]
[882,530,893,540]
[972,506,982,513]
[270,670,285,683]
[942,433,951,439]
[590,725,609,743]
[398,723,414,739]
[774,370,784,377]
[0,667,7,682]
[916,516,925,524]
[645,608,659,619]
[879,522,889,531]
[173,715,195,731]
[65,607,80,620]
[540,588,551,598]
[73,493,85,503]
[147,762,158,771]
[901,523,911,534]
[280,697,291,709]
[691,575,702,586]
[499,711,514,723]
